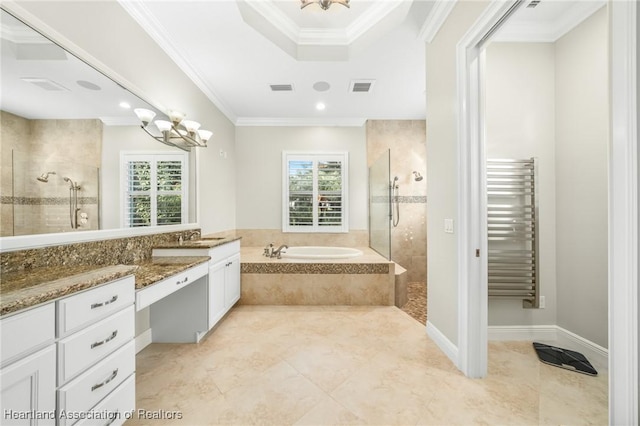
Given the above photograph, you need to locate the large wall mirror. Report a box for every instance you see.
[0,9,198,248]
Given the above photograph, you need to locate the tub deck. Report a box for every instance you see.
[240,247,395,306]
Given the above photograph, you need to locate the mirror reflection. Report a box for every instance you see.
[0,10,197,237]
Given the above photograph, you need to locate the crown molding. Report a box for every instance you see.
[418,0,457,43]
[235,116,367,127]
[118,0,237,123]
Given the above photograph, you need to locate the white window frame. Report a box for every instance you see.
[120,151,189,228]
[282,151,349,233]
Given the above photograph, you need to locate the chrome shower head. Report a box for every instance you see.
[36,171,56,183]
[413,171,423,181]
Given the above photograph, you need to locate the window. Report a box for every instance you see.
[121,152,188,227]
[282,151,348,233]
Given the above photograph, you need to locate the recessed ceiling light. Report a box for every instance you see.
[313,81,330,92]
[119,102,131,109]
[316,102,326,111]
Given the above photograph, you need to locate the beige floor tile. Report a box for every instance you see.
[130,305,608,426]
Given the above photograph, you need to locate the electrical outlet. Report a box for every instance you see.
[539,295,545,309]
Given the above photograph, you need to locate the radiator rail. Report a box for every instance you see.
[487,158,539,308]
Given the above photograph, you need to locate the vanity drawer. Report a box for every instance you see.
[58,340,135,426]
[136,262,208,310]
[74,373,135,426]
[0,303,55,366]
[209,240,240,264]
[57,276,135,337]
[58,306,134,385]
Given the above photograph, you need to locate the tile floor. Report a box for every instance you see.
[130,306,608,425]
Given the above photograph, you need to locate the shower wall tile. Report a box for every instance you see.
[366,120,427,283]
[0,111,102,236]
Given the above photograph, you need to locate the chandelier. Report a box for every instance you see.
[300,0,350,10]
[134,108,212,151]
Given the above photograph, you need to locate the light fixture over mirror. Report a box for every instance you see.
[134,108,212,151]
[300,0,350,10]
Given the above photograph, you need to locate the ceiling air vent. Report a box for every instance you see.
[270,84,294,92]
[527,0,541,8]
[349,80,375,93]
[21,78,68,91]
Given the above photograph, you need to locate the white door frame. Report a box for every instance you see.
[455,0,520,379]
[457,0,638,421]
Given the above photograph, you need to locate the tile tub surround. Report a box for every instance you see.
[131,305,608,425]
[240,247,395,306]
[235,229,368,248]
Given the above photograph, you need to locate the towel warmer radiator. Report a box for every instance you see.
[487,158,539,308]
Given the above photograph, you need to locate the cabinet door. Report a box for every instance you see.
[208,260,227,329]
[0,345,56,425]
[224,254,241,308]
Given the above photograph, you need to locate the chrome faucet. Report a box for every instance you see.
[263,243,274,257]
[272,244,288,259]
[180,230,201,243]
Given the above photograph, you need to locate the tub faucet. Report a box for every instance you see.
[272,244,288,259]
[263,243,274,257]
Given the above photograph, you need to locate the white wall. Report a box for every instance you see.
[555,7,609,348]
[485,42,558,327]
[7,0,237,234]
[425,0,490,346]
[235,126,368,231]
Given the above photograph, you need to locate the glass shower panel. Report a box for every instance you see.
[369,149,391,259]
[11,153,100,236]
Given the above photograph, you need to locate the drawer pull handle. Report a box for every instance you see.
[176,277,188,285]
[91,368,118,392]
[90,330,118,349]
[91,295,118,309]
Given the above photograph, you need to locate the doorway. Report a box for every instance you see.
[456,0,638,423]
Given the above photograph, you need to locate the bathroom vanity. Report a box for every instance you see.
[0,268,137,426]
[0,233,240,425]
[152,237,241,331]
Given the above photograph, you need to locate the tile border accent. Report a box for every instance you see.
[1,196,99,205]
[241,262,390,274]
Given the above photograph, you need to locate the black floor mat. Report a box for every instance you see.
[533,342,598,376]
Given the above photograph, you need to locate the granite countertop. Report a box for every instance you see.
[0,256,211,317]
[0,264,138,316]
[133,256,210,289]
[154,235,241,250]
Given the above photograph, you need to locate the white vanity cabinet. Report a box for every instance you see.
[0,303,57,425]
[153,239,241,330]
[56,275,135,426]
[0,274,135,426]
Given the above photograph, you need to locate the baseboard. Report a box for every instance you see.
[135,328,152,354]
[488,324,608,371]
[488,325,558,342]
[426,320,458,366]
[555,326,609,372]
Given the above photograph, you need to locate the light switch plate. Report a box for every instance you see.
[444,219,454,234]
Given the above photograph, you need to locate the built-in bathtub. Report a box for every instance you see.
[240,246,395,306]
